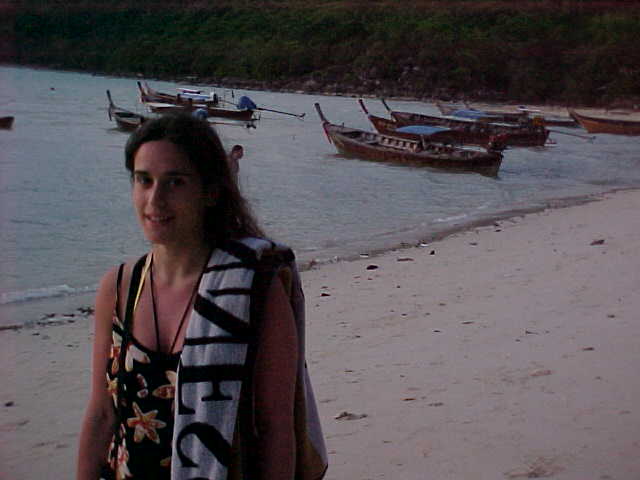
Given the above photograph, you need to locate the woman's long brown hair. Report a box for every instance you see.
[125,113,264,246]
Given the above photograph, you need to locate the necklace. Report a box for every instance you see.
[148,253,209,353]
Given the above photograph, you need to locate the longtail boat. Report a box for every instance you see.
[0,116,14,129]
[358,99,510,148]
[107,90,147,131]
[137,82,256,121]
[382,99,549,147]
[138,81,215,105]
[516,107,578,128]
[568,109,640,135]
[437,100,577,128]
[435,100,528,123]
[315,103,503,177]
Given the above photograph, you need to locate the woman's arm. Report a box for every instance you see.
[253,275,299,480]
[76,267,119,480]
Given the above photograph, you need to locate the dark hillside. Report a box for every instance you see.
[3,1,640,106]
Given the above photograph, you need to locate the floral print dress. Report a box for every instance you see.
[103,312,179,480]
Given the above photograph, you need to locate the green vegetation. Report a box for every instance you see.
[3,2,640,105]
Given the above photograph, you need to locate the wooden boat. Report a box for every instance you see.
[516,107,578,128]
[315,103,503,177]
[568,109,640,135]
[138,81,213,105]
[144,99,256,121]
[438,101,577,128]
[435,100,528,124]
[107,90,147,131]
[137,82,256,121]
[0,116,14,129]
[359,99,510,149]
[143,102,187,115]
[382,99,549,147]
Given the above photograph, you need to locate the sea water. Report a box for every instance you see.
[1,65,639,328]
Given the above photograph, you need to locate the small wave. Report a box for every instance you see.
[433,213,469,223]
[0,284,98,305]
[10,218,51,227]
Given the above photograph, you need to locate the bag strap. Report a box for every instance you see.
[237,254,287,478]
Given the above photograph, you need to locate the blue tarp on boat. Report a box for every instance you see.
[192,108,208,120]
[451,109,492,119]
[237,96,257,111]
[396,125,450,135]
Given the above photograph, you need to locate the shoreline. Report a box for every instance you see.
[2,187,639,479]
[295,186,637,270]
[2,62,631,111]
[1,186,636,332]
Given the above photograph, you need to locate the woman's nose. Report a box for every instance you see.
[149,183,167,206]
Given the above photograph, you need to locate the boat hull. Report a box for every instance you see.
[539,116,578,128]
[107,90,147,132]
[139,82,255,121]
[327,125,502,177]
[113,113,144,131]
[391,111,549,147]
[569,109,640,135]
[198,107,255,121]
[367,114,489,146]
[145,101,255,121]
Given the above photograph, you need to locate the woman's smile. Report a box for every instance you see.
[144,214,173,223]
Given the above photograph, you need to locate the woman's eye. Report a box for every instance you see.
[134,175,151,185]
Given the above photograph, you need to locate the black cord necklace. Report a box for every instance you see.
[148,253,209,353]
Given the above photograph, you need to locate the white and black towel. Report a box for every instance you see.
[171,237,327,480]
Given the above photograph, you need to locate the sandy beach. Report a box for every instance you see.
[1,189,639,480]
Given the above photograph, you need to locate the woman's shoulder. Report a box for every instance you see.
[95,255,148,316]
[98,256,144,291]
[94,265,121,328]
[97,264,120,297]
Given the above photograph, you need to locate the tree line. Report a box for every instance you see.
[3,2,640,105]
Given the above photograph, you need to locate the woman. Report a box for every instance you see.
[77,114,326,480]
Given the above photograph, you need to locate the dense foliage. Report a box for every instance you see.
[3,1,640,105]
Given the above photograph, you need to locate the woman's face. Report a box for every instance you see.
[132,140,213,248]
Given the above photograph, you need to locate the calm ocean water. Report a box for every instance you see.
[1,65,639,327]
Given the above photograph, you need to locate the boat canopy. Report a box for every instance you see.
[178,88,202,94]
[177,91,211,102]
[396,125,450,135]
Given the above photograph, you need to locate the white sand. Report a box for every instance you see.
[2,189,639,479]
